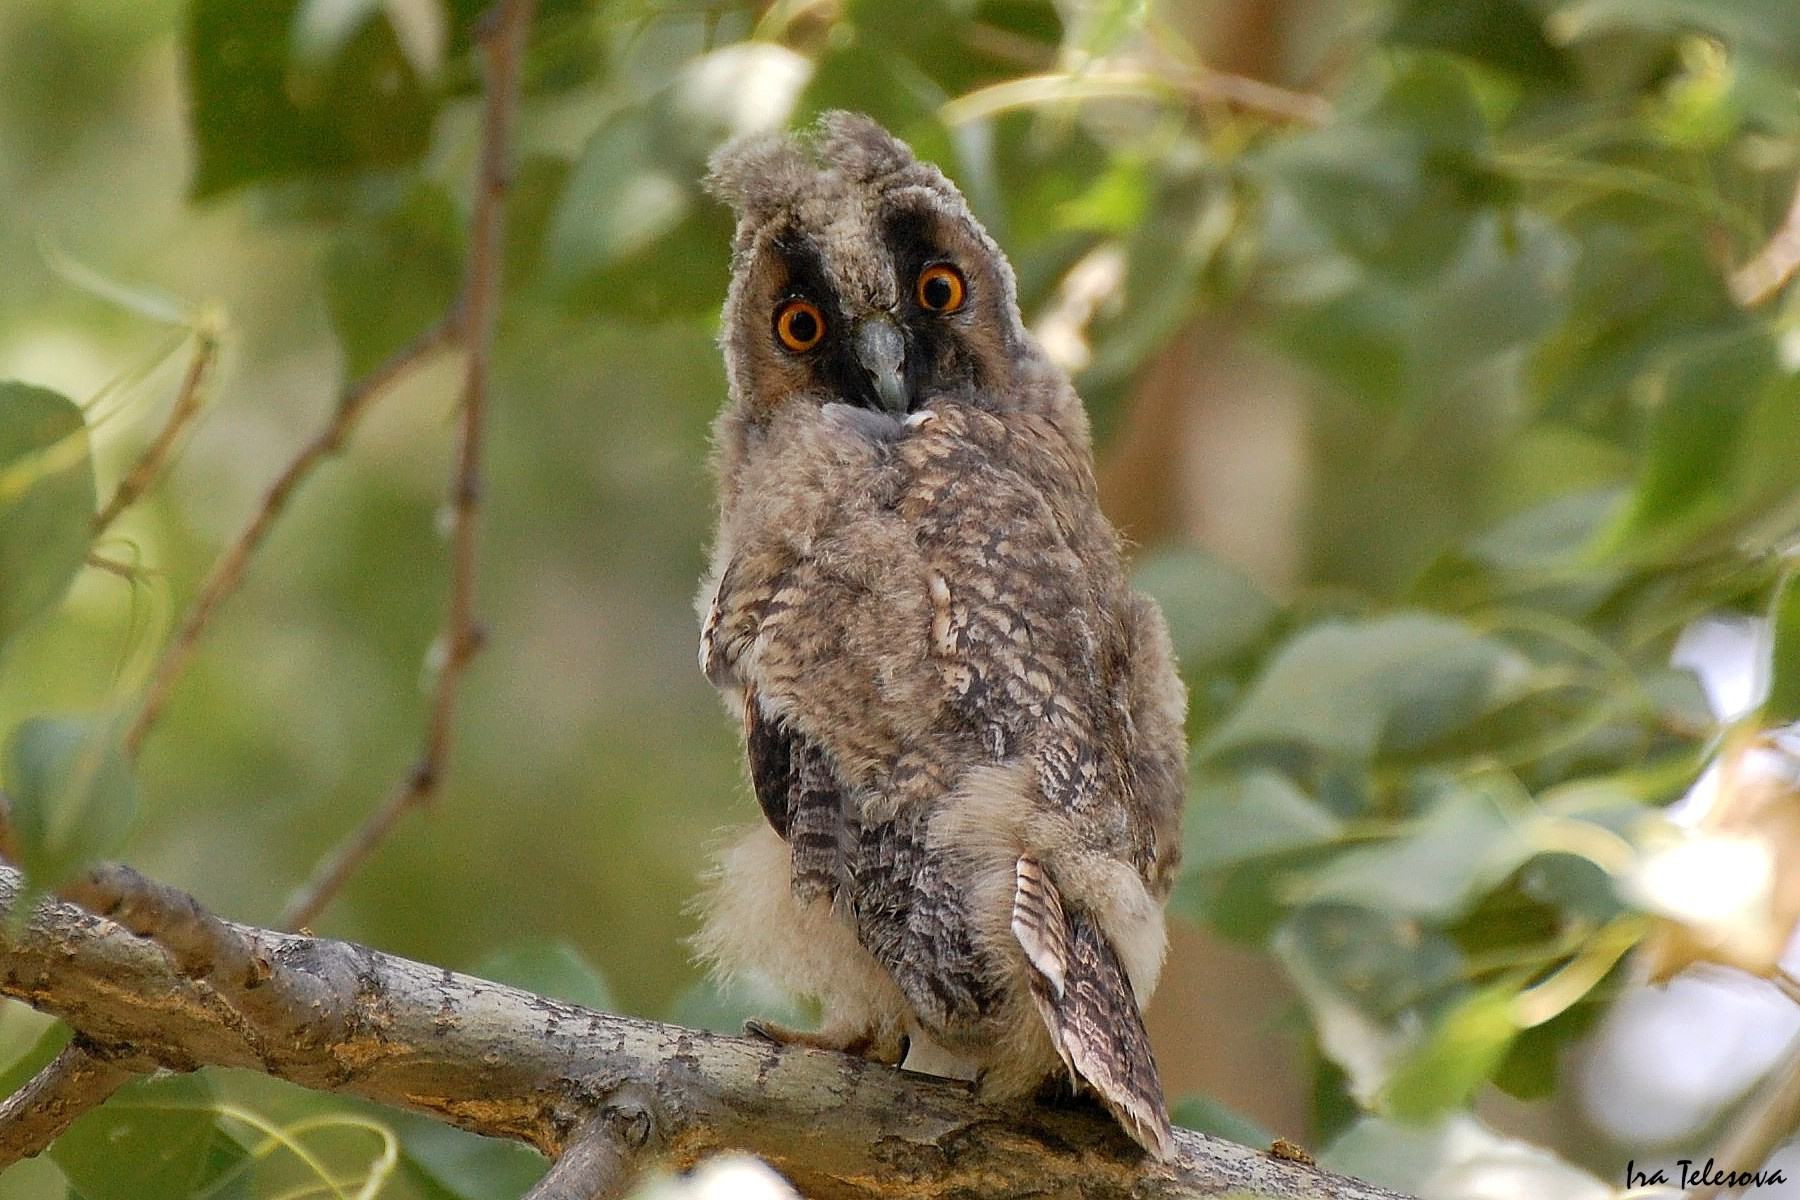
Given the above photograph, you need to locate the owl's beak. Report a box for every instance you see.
[853,314,909,414]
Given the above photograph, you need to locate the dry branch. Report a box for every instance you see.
[124,317,455,758]
[1730,172,1800,307]
[0,862,1413,1199]
[94,321,219,536]
[1689,1024,1800,1200]
[0,1043,132,1169]
[278,0,537,933]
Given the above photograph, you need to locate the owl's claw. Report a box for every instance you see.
[742,1018,906,1065]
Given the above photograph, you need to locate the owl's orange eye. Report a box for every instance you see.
[917,264,966,313]
[775,300,826,352]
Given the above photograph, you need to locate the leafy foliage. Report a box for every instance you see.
[3,716,138,893]
[0,384,94,661]
[2,0,1800,1195]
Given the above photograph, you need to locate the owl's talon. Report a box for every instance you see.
[742,1018,905,1064]
[743,1018,789,1045]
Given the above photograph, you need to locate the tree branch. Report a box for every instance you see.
[124,317,455,758]
[278,0,536,933]
[1689,1023,1800,1200]
[0,862,1412,1199]
[1729,171,1800,308]
[94,319,221,536]
[522,1087,661,1200]
[0,1042,133,1170]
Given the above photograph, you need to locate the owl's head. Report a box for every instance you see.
[706,112,1046,424]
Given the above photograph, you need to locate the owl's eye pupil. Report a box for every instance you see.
[917,264,966,313]
[775,299,826,352]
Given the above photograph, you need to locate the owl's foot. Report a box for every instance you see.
[744,1018,907,1065]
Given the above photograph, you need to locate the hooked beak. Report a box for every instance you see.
[852,313,908,415]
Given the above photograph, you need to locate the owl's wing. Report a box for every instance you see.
[745,688,856,906]
[1012,855,1173,1161]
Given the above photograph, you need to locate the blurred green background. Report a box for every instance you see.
[5,0,1800,1196]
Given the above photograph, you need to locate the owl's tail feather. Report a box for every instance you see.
[1011,855,1174,1161]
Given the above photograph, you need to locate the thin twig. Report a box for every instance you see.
[1180,66,1331,124]
[125,318,455,758]
[1730,172,1800,307]
[1689,1023,1800,1200]
[1775,970,1800,1007]
[278,0,536,933]
[94,321,222,536]
[82,553,144,581]
[942,64,1330,129]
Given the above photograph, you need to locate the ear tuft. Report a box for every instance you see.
[812,110,916,183]
[704,133,812,224]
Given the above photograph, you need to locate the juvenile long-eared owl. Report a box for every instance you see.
[693,112,1187,1159]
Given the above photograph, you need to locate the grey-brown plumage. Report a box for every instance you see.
[692,112,1187,1159]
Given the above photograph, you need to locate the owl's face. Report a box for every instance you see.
[708,114,1034,424]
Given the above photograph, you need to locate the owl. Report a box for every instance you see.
[693,112,1187,1160]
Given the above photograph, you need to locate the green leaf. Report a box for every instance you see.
[52,1073,247,1200]
[1170,1092,1277,1149]
[543,104,734,319]
[1258,55,1495,282]
[1180,843,1338,941]
[1766,569,1800,725]
[1468,488,1623,574]
[0,383,95,657]
[1547,0,1800,70]
[322,184,463,378]
[1280,906,1467,1021]
[291,0,386,70]
[1132,547,1278,673]
[389,1113,547,1200]
[1182,770,1344,872]
[803,0,1028,134]
[1412,212,1574,382]
[473,940,615,1012]
[184,0,435,197]
[1272,210,1574,408]
[1201,613,1530,761]
[3,716,140,891]
[1380,984,1520,1121]
[1490,996,1606,1101]
[1291,780,1536,921]
[1389,0,1572,85]
[1057,157,1150,234]
[1275,907,1466,1101]
[1322,1113,1610,1198]
[1602,335,1775,557]
[548,110,693,279]
[1173,771,1348,933]
[0,1011,71,1100]
[1268,285,1407,408]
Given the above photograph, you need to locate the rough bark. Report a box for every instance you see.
[0,864,1413,1199]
